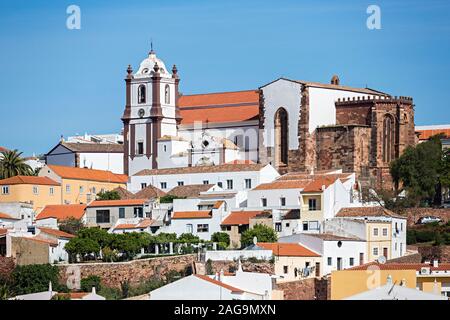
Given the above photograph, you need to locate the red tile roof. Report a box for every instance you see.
[0,175,60,186]
[225,160,256,165]
[88,199,147,207]
[178,90,259,125]
[349,262,450,271]
[23,236,58,247]
[194,274,243,293]
[135,163,264,176]
[172,211,212,219]
[114,219,155,230]
[132,185,166,199]
[221,211,267,226]
[336,207,405,219]
[0,212,19,220]
[36,204,87,221]
[37,227,75,238]
[253,180,311,190]
[257,242,320,257]
[46,165,128,184]
[0,146,9,152]
[0,228,7,236]
[416,128,450,140]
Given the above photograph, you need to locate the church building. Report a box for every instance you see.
[122,49,415,189]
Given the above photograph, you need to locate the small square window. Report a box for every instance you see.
[203,180,209,185]
[160,182,167,189]
[119,207,125,219]
[217,182,223,188]
[283,266,288,274]
[261,198,267,207]
[1,186,9,195]
[245,179,252,189]
[349,257,354,266]
[373,228,379,236]
[373,247,379,256]
[79,186,84,194]
[275,222,282,232]
[382,228,388,236]
[49,187,54,195]
[280,197,286,206]
[308,198,317,211]
[137,142,144,155]
[226,179,233,190]
[197,224,209,233]
[141,183,147,190]
[33,186,39,195]
[327,257,332,266]
[66,184,71,193]
[178,181,184,186]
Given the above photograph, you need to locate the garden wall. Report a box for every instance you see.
[58,254,196,289]
[276,277,330,300]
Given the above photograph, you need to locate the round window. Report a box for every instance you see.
[337,241,342,248]
[138,108,145,118]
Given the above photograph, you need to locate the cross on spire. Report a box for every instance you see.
[150,38,155,54]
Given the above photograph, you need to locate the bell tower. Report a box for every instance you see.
[122,48,181,175]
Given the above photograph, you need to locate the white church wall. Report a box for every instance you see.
[260,79,302,150]
[78,152,123,174]
[308,87,378,133]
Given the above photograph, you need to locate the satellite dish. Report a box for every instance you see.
[377,256,387,264]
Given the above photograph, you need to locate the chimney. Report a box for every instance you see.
[433,260,439,268]
[92,286,96,295]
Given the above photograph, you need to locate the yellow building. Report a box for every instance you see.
[365,221,392,261]
[331,261,450,300]
[257,242,322,282]
[39,165,127,205]
[0,176,61,211]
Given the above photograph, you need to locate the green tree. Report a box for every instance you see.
[211,232,230,247]
[11,264,61,295]
[65,237,101,262]
[0,150,33,179]
[59,217,85,235]
[77,227,112,249]
[390,136,443,206]
[96,190,120,200]
[160,195,186,203]
[155,232,177,243]
[80,275,102,292]
[110,233,144,258]
[240,224,277,248]
[178,233,201,243]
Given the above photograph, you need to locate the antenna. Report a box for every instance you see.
[387,280,397,295]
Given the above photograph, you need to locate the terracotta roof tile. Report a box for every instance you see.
[36,204,86,221]
[194,274,243,293]
[167,184,214,198]
[416,128,450,140]
[178,90,259,125]
[0,228,7,236]
[0,212,19,220]
[88,199,147,207]
[132,185,166,199]
[0,146,9,152]
[23,236,58,247]
[252,180,311,190]
[114,219,154,230]
[213,201,225,209]
[349,262,450,271]
[112,186,135,200]
[37,227,75,238]
[59,142,124,153]
[172,211,212,219]
[225,160,256,165]
[337,207,405,219]
[257,242,320,257]
[135,163,264,176]
[46,165,128,184]
[221,211,267,225]
[0,175,60,186]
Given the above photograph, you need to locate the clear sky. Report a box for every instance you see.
[1,0,449,155]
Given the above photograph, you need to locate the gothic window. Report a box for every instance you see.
[138,85,146,104]
[165,84,170,104]
[274,108,289,166]
[382,115,395,163]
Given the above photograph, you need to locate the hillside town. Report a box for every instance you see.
[1,49,449,301]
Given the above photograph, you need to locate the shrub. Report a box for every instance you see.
[406,230,417,245]
[11,264,62,295]
[205,259,213,275]
[160,195,185,203]
[59,217,85,235]
[178,233,201,243]
[98,286,122,300]
[211,232,230,247]
[241,224,277,247]
[80,275,102,292]
[97,190,120,200]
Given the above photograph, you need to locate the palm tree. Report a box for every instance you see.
[0,149,33,179]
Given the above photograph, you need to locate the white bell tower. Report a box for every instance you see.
[122,48,182,175]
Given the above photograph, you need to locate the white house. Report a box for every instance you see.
[128,163,280,204]
[149,262,275,300]
[0,202,35,227]
[167,200,230,241]
[279,233,367,275]
[45,141,124,174]
[335,207,407,260]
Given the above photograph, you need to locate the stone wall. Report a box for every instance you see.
[58,254,196,289]
[208,260,274,275]
[401,208,450,226]
[276,277,330,300]
[418,246,450,263]
[0,256,15,281]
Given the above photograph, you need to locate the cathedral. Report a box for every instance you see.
[121,49,416,189]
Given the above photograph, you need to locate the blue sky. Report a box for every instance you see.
[0,0,449,155]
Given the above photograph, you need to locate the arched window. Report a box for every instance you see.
[382,115,395,163]
[138,85,146,104]
[165,84,170,104]
[274,108,289,166]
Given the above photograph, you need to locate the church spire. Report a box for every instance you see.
[149,39,155,55]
